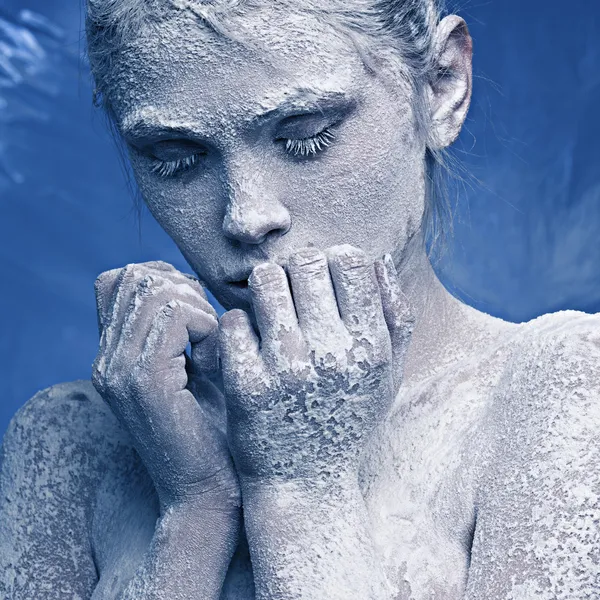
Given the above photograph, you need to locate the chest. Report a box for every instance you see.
[91,363,498,600]
[359,369,493,599]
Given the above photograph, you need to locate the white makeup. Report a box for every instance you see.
[107,7,427,313]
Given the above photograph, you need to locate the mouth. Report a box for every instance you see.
[225,258,289,292]
[228,279,249,289]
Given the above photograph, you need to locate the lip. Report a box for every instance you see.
[225,266,254,288]
[224,277,252,307]
[225,259,288,287]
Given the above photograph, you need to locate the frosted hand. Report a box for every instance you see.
[92,261,240,512]
[219,246,414,485]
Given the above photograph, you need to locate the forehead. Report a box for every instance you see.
[108,7,368,136]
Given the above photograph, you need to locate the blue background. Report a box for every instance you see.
[1,1,599,437]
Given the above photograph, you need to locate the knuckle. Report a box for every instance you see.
[160,299,181,318]
[288,248,327,273]
[128,363,152,396]
[92,352,128,400]
[136,273,161,296]
[175,280,211,304]
[183,273,209,299]
[136,273,214,315]
[124,263,160,285]
[92,316,169,405]
[94,270,121,320]
[175,281,214,311]
[123,263,138,278]
[106,265,135,298]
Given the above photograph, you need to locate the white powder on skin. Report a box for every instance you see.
[3,311,598,599]
[1,4,599,599]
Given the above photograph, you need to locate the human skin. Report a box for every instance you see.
[1,4,600,600]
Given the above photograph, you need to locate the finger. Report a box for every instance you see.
[133,265,215,317]
[94,268,121,335]
[185,352,227,433]
[374,255,414,389]
[191,328,220,375]
[219,309,263,397]
[248,263,306,367]
[140,261,210,303]
[116,275,218,361]
[137,260,176,274]
[287,248,347,349]
[102,264,147,350]
[140,299,218,370]
[96,296,202,407]
[326,245,387,339]
[374,255,414,341]
[96,269,218,404]
[98,263,215,343]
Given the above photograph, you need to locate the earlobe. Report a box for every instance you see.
[428,15,473,150]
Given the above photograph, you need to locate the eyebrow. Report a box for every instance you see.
[251,89,353,123]
[120,88,354,143]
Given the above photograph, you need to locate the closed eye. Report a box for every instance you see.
[149,125,337,178]
[145,139,208,179]
[274,109,346,159]
[151,153,205,178]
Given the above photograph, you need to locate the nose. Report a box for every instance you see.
[222,168,291,245]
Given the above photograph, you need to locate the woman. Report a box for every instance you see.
[1,0,598,598]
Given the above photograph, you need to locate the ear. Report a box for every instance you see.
[427,15,473,150]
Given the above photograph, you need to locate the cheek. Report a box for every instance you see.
[283,112,426,252]
[130,157,224,251]
[347,101,426,220]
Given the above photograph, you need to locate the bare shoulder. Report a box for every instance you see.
[1,379,130,486]
[517,308,600,351]
[0,380,132,598]
[502,309,600,483]
[489,309,600,443]
[466,312,600,597]
[4,378,123,434]
[509,309,600,410]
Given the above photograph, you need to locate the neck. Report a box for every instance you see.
[393,228,482,385]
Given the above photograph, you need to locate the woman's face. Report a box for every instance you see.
[108,8,427,311]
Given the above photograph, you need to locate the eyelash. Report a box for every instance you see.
[283,127,336,157]
[151,153,202,178]
[150,127,336,179]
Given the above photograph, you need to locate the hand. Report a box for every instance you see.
[92,261,241,513]
[219,246,413,486]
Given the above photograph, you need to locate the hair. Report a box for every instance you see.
[86,0,457,253]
